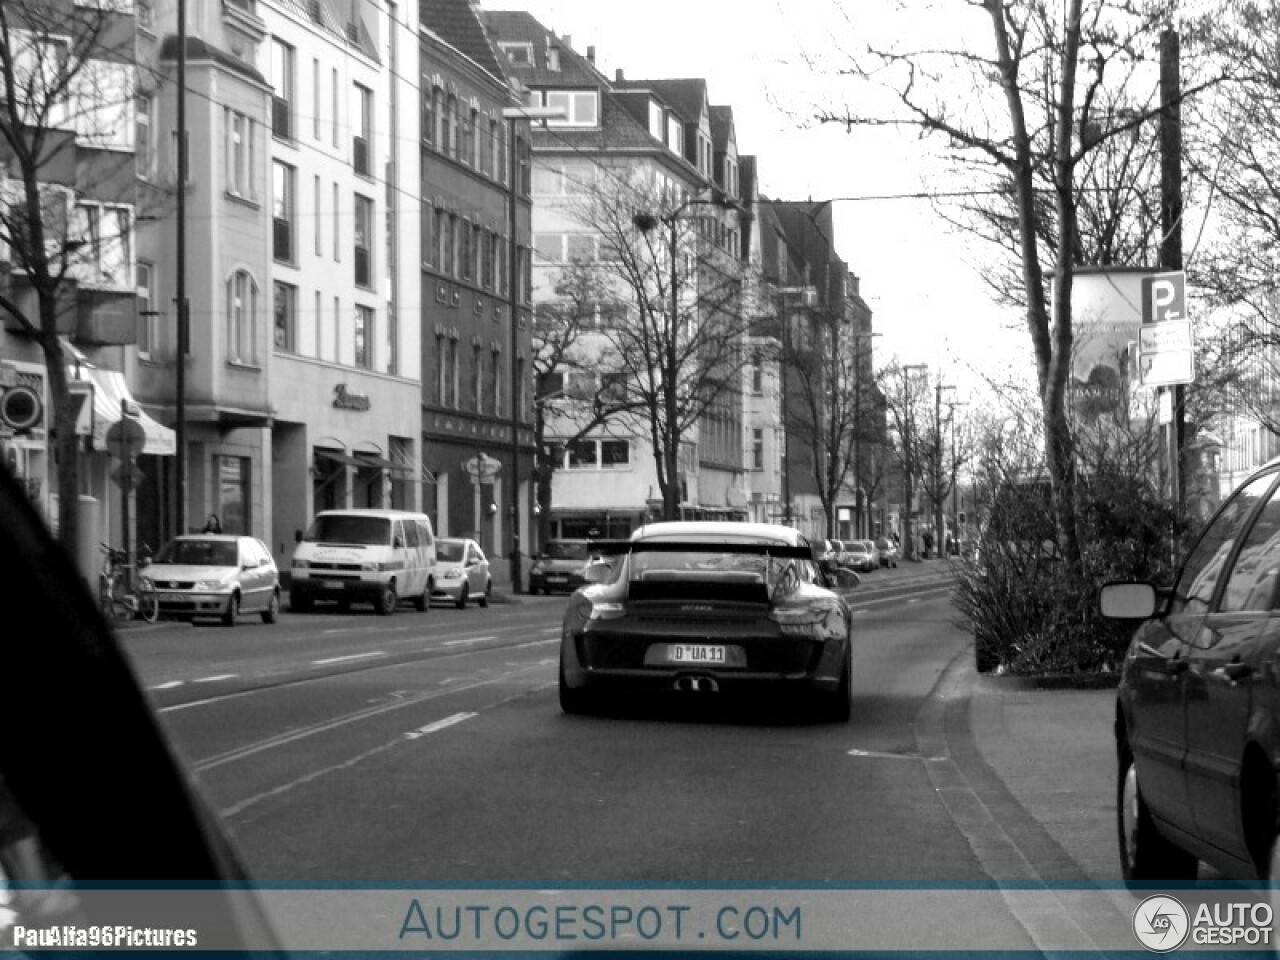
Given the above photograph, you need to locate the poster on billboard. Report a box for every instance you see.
[1070,267,1162,423]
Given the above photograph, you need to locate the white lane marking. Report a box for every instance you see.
[404,712,476,739]
[194,674,237,683]
[149,681,184,690]
[539,627,559,635]
[848,747,945,762]
[512,638,558,649]
[907,597,920,604]
[312,651,387,665]
[443,637,481,647]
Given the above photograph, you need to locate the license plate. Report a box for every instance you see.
[166,594,187,603]
[546,575,567,583]
[322,580,345,590]
[669,644,726,664]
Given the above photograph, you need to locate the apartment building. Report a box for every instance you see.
[481,11,753,540]
[418,0,534,575]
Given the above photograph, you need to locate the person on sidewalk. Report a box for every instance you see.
[922,530,933,559]
[202,514,222,534]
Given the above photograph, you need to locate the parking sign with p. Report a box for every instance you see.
[1142,271,1185,324]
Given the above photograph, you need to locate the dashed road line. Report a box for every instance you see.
[312,651,387,665]
[193,674,237,683]
[404,712,476,739]
[149,680,184,690]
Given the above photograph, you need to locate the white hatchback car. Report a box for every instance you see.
[146,534,280,626]
[431,538,492,608]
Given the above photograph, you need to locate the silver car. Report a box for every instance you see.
[145,534,280,626]
[431,537,492,608]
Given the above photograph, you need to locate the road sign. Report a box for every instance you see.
[105,417,147,459]
[1137,319,1194,387]
[1141,271,1185,323]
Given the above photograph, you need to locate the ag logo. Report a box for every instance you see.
[1133,895,1190,952]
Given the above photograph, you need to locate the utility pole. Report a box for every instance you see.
[1160,28,1185,510]
[902,364,927,560]
[174,0,188,537]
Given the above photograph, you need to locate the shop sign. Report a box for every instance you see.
[333,383,371,411]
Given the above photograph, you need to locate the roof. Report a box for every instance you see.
[709,105,734,152]
[617,77,707,124]
[630,521,807,546]
[421,0,506,80]
[480,10,605,87]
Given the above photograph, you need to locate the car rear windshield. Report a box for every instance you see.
[437,541,465,562]
[157,540,238,566]
[306,515,391,546]
[545,541,589,560]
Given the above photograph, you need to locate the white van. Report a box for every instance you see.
[290,509,436,615]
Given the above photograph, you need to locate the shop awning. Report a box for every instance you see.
[314,449,365,468]
[78,367,176,456]
[354,452,412,473]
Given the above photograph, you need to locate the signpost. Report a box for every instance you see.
[1138,270,1193,387]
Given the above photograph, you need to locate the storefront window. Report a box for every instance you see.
[215,455,250,534]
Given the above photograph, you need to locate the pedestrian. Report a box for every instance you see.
[202,513,222,534]
[922,529,933,559]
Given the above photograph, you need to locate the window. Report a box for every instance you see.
[459,219,472,281]
[352,83,372,176]
[435,207,449,273]
[331,68,339,146]
[480,229,493,289]
[471,223,483,282]
[312,58,321,140]
[353,194,373,287]
[271,38,294,140]
[491,348,502,415]
[332,182,340,260]
[473,346,483,411]
[533,233,562,264]
[136,260,155,357]
[272,161,295,263]
[1220,483,1280,612]
[70,203,131,288]
[136,95,155,180]
[313,176,322,254]
[354,304,373,369]
[516,357,526,421]
[69,58,132,149]
[449,339,459,408]
[666,113,683,154]
[444,94,456,157]
[500,43,532,65]
[488,117,499,177]
[752,429,764,470]
[215,456,251,535]
[460,105,475,166]
[227,269,258,364]
[751,353,764,394]
[602,440,629,468]
[314,291,322,358]
[1173,471,1277,615]
[566,234,595,262]
[648,100,663,139]
[421,202,434,267]
[436,334,447,405]
[567,440,598,468]
[226,109,256,199]
[274,281,296,352]
[422,84,435,145]
[434,88,446,147]
[544,89,599,127]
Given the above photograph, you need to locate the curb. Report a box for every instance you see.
[976,672,1121,691]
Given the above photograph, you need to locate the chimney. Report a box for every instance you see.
[616,67,625,82]
[586,45,595,63]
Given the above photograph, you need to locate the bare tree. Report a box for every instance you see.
[0,0,143,552]
[815,0,1225,573]
[565,173,756,520]
[878,362,934,558]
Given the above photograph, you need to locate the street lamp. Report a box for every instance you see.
[501,102,563,594]
[901,364,928,560]
[631,190,731,522]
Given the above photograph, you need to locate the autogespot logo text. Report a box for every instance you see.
[1132,895,1274,951]
[1132,895,1189,953]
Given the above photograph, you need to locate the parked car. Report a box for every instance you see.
[558,521,854,720]
[528,539,593,595]
[874,536,900,568]
[1104,457,1280,884]
[147,534,280,626]
[432,538,491,608]
[843,539,876,573]
[290,509,436,615]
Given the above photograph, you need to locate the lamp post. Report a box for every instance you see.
[501,103,563,594]
[632,191,729,522]
[902,364,928,560]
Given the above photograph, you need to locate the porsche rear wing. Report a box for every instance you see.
[586,540,815,560]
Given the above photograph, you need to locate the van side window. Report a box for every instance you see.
[418,520,433,547]
[403,519,419,549]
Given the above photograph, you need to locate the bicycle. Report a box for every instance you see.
[99,543,159,623]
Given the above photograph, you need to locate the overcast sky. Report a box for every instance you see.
[481,0,1034,396]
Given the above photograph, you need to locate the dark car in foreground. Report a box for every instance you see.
[1103,457,1280,884]
[528,539,593,594]
[557,521,855,721]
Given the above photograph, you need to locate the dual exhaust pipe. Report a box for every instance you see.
[673,675,719,693]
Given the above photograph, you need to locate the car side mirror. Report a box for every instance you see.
[1100,582,1157,619]
[832,568,861,589]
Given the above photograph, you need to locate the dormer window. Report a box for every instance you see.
[546,46,560,71]
[543,89,598,127]
[500,43,533,65]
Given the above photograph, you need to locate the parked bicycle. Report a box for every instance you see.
[99,542,159,623]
